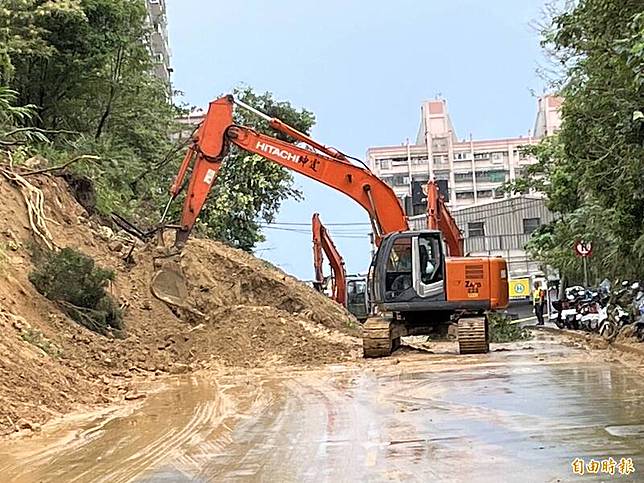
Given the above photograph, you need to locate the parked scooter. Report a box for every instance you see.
[551,279,644,342]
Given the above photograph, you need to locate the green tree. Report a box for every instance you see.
[508,0,644,281]
[2,2,315,252]
[3,0,180,219]
[29,247,123,336]
[191,86,315,251]
[0,0,81,82]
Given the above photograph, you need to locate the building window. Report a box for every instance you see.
[391,157,408,166]
[491,152,505,164]
[391,175,409,186]
[433,155,447,165]
[492,188,504,199]
[432,138,448,151]
[523,217,541,234]
[476,169,508,183]
[477,190,493,198]
[454,172,473,182]
[456,191,474,200]
[412,156,428,165]
[377,159,390,170]
[468,222,485,237]
[454,152,471,161]
[474,152,491,160]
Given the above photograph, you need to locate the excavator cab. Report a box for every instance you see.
[346,275,369,322]
[370,230,448,311]
[370,229,507,314]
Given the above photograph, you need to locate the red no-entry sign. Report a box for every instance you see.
[574,240,592,257]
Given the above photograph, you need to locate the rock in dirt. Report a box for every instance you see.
[124,392,146,401]
[15,419,41,432]
[169,363,191,374]
[108,240,123,253]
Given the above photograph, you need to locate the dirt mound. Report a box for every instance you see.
[181,239,358,333]
[0,170,361,434]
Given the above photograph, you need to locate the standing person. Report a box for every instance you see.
[533,280,546,325]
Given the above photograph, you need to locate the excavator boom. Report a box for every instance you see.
[312,213,347,305]
[426,180,464,257]
[172,95,407,247]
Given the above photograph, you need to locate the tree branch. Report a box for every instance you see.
[2,127,78,138]
[20,155,101,177]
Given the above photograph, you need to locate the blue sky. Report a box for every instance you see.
[167,0,547,279]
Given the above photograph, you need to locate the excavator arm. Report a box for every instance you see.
[171,95,408,247]
[311,213,347,305]
[426,180,464,257]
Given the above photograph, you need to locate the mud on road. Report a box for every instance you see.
[1,332,644,482]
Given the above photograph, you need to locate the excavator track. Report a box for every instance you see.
[362,318,402,358]
[457,317,489,354]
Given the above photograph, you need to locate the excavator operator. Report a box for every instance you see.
[388,240,413,294]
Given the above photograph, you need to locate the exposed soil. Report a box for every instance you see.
[0,171,360,435]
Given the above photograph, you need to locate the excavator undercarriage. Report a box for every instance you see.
[362,315,490,357]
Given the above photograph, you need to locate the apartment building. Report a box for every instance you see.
[366,95,562,212]
[145,0,172,89]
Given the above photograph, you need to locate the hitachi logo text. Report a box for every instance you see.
[255,141,300,163]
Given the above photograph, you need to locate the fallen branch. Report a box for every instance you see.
[22,155,101,176]
[57,300,105,334]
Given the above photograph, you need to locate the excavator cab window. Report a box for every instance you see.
[412,232,445,299]
[385,238,413,297]
[347,279,366,303]
[419,235,442,284]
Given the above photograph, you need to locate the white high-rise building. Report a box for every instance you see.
[145,0,172,90]
[366,95,562,214]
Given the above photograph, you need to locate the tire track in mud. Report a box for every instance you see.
[0,377,241,483]
[100,398,223,483]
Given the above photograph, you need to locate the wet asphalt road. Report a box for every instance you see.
[1,333,643,482]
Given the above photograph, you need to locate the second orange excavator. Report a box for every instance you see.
[153,94,509,357]
[311,212,347,305]
[311,213,369,321]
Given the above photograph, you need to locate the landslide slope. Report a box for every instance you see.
[0,172,360,434]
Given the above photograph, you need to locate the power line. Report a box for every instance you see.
[260,221,371,227]
[261,226,369,239]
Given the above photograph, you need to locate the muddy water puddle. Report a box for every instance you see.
[1,335,643,482]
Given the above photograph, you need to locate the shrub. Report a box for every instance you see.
[488,312,530,343]
[29,248,123,337]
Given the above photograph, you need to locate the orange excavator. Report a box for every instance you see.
[311,213,347,305]
[154,94,509,357]
[311,213,369,321]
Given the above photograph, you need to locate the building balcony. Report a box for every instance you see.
[147,0,165,19]
[151,28,169,54]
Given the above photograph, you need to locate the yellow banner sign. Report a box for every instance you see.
[509,278,530,299]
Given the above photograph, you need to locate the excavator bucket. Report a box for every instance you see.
[150,257,190,309]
